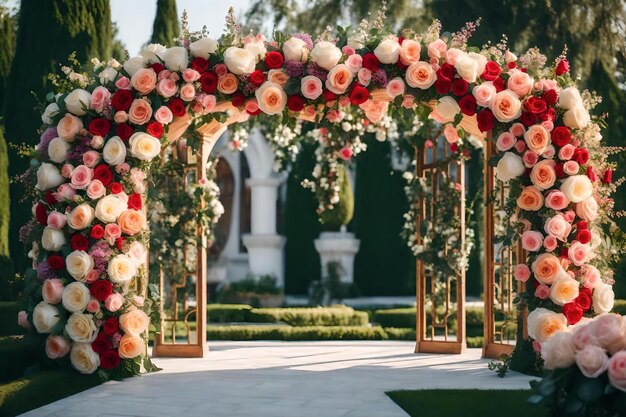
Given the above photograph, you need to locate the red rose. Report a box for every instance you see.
[481,61,501,81]
[492,77,505,92]
[458,95,477,116]
[519,111,537,127]
[551,126,571,147]
[128,193,142,210]
[191,57,208,72]
[287,95,305,112]
[168,98,186,117]
[116,123,134,141]
[231,93,245,107]
[146,121,164,138]
[322,90,337,102]
[562,302,583,325]
[109,182,123,194]
[524,97,547,114]
[349,85,370,105]
[560,247,569,258]
[543,89,558,105]
[199,71,218,94]
[90,279,113,302]
[603,169,613,184]
[555,59,570,76]
[90,224,105,240]
[111,90,133,112]
[450,143,459,153]
[362,53,380,71]
[434,78,451,94]
[88,118,111,137]
[438,63,455,81]
[507,62,516,69]
[265,51,284,69]
[575,292,592,311]
[573,148,589,165]
[150,62,165,74]
[70,234,89,251]
[93,164,113,187]
[577,229,592,244]
[249,70,265,86]
[47,255,65,270]
[451,78,468,96]
[45,190,58,206]
[577,221,588,230]
[587,166,596,182]
[476,109,494,132]
[103,317,119,336]
[35,203,47,225]
[100,349,121,370]
[116,237,125,250]
[554,163,565,178]
[91,333,112,354]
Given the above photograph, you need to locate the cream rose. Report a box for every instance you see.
[161,46,188,71]
[95,195,126,222]
[140,43,166,63]
[64,89,91,116]
[527,307,567,342]
[65,251,94,282]
[108,254,137,285]
[496,152,525,182]
[541,331,575,370]
[593,283,615,314]
[283,37,308,62]
[434,96,460,122]
[41,227,66,252]
[549,276,580,306]
[32,301,60,334]
[103,136,127,166]
[42,102,60,124]
[558,87,583,110]
[190,37,219,58]
[70,343,100,374]
[223,47,256,75]
[66,312,97,343]
[62,282,90,312]
[36,163,65,191]
[563,105,590,129]
[123,56,147,77]
[454,52,487,83]
[47,137,70,163]
[67,203,95,230]
[373,38,400,64]
[560,175,593,203]
[128,132,161,161]
[491,90,522,122]
[255,81,287,115]
[310,41,342,71]
[56,113,83,141]
[244,38,266,60]
[576,197,599,222]
[119,309,150,336]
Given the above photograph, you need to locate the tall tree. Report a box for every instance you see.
[4,0,113,274]
[150,0,179,47]
[0,3,15,108]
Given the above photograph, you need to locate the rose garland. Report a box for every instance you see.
[15,7,622,377]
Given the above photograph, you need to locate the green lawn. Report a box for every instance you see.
[386,389,547,417]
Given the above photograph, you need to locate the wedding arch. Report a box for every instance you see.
[17,8,617,377]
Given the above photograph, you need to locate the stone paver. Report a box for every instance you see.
[21,341,536,417]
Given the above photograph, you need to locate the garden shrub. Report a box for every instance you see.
[207,325,388,341]
[207,304,252,323]
[0,303,23,337]
[0,337,37,383]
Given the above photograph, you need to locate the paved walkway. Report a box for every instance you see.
[22,341,536,417]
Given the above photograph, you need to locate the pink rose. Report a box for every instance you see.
[245,99,259,114]
[444,47,461,65]
[130,68,157,94]
[61,164,74,178]
[443,125,460,144]
[200,94,217,114]
[157,70,171,80]
[402,94,415,109]
[130,168,146,194]
[345,54,363,73]
[594,315,626,355]
[82,150,101,168]
[543,235,558,251]
[86,299,100,313]
[564,210,576,223]
[300,76,323,100]
[179,83,196,102]
[472,82,497,107]
[509,123,526,137]
[342,46,355,56]
[128,99,153,125]
[514,140,527,153]
[133,295,145,307]
[514,264,531,282]
[544,214,572,242]
[157,78,177,98]
[522,151,538,168]
[53,184,77,201]
[154,106,173,125]
[182,68,200,83]
[507,69,533,97]
[339,147,353,161]
[576,197,598,222]
[386,77,405,98]
[45,335,70,359]
[105,293,125,312]
[581,265,601,289]
[85,270,100,284]
[104,223,122,242]
[47,211,67,229]
[358,68,372,86]
[569,241,593,266]
[17,311,31,330]
[57,113,83,141]
[115,76,131,90]
[563,160,579,176]
[116,163,130,175]
[543,145,556,158]
[541,120,554,132]
[114,111,129,124]
[427,39,447,60]
[90,86,111,113]
[496,132,516,152]
[576,345,609,378]
[86,180,106,200]
[544,190,570,211]
[535,284,551,300]
[326,110,345,123]
[70,165,93,190]
[214,64,228,77]
[521,230,543,251]
[572,322,597,351]
[558,144,576,161]
[541,331,575,370]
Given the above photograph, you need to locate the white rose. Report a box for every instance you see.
[454,52,487,83]
[223,47,256,75]
[42,103,60,124]
[102,136,127,166]
[347,33,365,50]
[36,162,65,191]
[95,195,126,222]
[560,175,593,203]
[127,241,147,267]
[66,312,97,343]
[434,96,460,122]
[41,227,66,251]
[98,67,118,84]
[65,251,94,282]
[47,137,70,163]
[541,331,576,370]
[70,343,100,374]
[128,132,161,161]
[141,43,166,64]
[558,87,582,110]
[549,276,580,305]
[108,254,138,285]
[593,283,615,314]
[32,301,60,333]
[495,152,525,182]
[283,37,308,62]
[244,39,267,61]
[123,56,147,76]
[161,46,188,71]
[62,282,90,312]
[190,37,219,58]
[563,105,590,129]
[374,38,400,64]
[310,41,342,71]
[64,89,91,116]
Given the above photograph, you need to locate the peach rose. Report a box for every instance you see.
[532,253,567,285]
[217,74,239,95]
[42,278,64,304]
[443,125,460,144]
[575,197,598,222]
[524,125,550,155]
[405,61,436,89]
[427,39,446,60]
[255,81,287,115]
[558,144,576,161]
[544,190,570,211]
[527,307,567,343]
[550,276,580,305]
[517,186,544,211]
[496,132,516,152]
[521,230,543,251]
[268,69,289,87]
[45,335,71,359]
[157,78,177,98]
[130,68,157,94]
[325,64,354,95]
[128,99,153,125]
[386,77,405,98]
[530,159,556,190]
[507,69,533,97]
[117,209,146,236]
[568,241,593,266]
[301,76,323,100]
[86,180,106,200]
[490,90,522,122]
[118,334,145,359]
[67,203,95,230]
[114,111,128,124]
[57,113,83,141]
[119,309,150,336]
[398,39,421,65]
[541,331,575,369]
[581,265,601,289]
[472,82,497,107]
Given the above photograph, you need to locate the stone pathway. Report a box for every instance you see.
[21,341,536,417]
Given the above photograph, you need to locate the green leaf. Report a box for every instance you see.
[453,113,463,126]
[538,379,556,396]
[283,78,300,96]
[576,377,604,402]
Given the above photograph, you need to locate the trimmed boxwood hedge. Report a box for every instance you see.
[206,304,369,326]
[0,303,23,337]
[0,338,38,383]
[207,325,389,341]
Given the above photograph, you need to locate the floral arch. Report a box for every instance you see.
[17,9,618,377]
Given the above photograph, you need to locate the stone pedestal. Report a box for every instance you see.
[242,234,286,287]
[314,231,360,284]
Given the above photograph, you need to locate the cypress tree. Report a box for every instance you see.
[0,6,15,109]
[150,0,179,47]
[4,0,113,273]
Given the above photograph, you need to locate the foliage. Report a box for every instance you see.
[206,304,253,322]
[0,302,22,336]
[218,275,283,301]
[319,165,354,230]
[207,324,389,341]
[0,3,15,110]
[0,337,37,383]
[150,0,179,47]
[0,128,10,300]
[308,261,360,305]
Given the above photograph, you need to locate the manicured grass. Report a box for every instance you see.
[0,370,101,417]
[386,389,547,417]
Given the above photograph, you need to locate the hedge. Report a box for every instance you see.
[371,306,514,329]
[0,303,23,337]
[0,338,37,383]
[207,325,389,341]
[207,304,252,322]
[613,299,626,315]
[206,304,369,326]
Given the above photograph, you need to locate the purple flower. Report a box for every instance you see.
[285,60,304,78]
[89,241,112,273]
[291,33,313,50]
[37,261,57,282]
[372,69,388,88]
[66,136,91,163]
[306,63,328,81]
[37,128,58,155]
[19,221,36,244]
